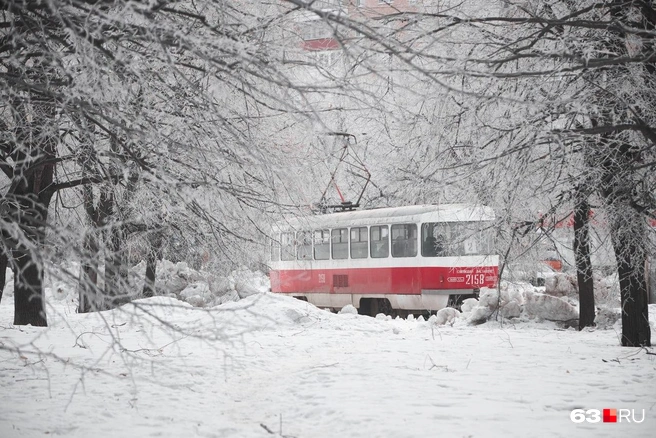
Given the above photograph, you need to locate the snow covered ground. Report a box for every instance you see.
[1,274,655,437]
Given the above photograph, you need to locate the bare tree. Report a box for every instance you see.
[0,0,344,324]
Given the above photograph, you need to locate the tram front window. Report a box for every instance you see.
[421,222,494,257]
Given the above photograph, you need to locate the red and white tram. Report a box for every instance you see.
[269,204,499,315]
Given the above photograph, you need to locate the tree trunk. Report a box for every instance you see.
[573,195,595,330]
[591,131,652,345]
[143,232,163,298]
[609,209,651,347]
[649,258,656,305]
[11,183,53,327]
[105,221,129,308]
[101,133,133,309]
[77,232,99,313]
[8,94,56,326]
[76,122,101,313]
[597,165,652,346]
[11,189,54,326]
[0,252,7,304]
[12,247,47,326]
[143,257,157,298]
[104,225,120,308]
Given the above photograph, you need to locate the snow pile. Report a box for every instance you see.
[458,272,628,326]
[431,307,459,326]
[156,260,206,296]
[154,260,269,307]
[48,280,76,303]
[178,282,213,307]
[544,272,577,298]
[543,272,621,326]
[544,271,620,305]
[464,284,527,324]
[339,304,358,315]
[460,297,478,313]
[229,266,270,299]
[593,273,621,306]
[465,289,498,324]
[463,282,579,324]
[595,306,622,329]
[216,292,338,329]
[498,282,527,318]
[523,291,579,321]
[1,259,269,310]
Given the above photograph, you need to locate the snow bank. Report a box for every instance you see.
[215,292,389,332]
[542,272,623,326]
[432,307,459,326]
[178,282,213,307]
[146,260,270,307]
[593,273,621,306]
[155,260,197,295]
[1,261,636,332]
[544,272,577,298]
[524,291,578,321]
[464,284,527,324]
[1,259,269,311]
[457,272,629,326]
[462,281,579,324]
[595,306,621,329]
[339,304,358,315]
[544,272,620,307]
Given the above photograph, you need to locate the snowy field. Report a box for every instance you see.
[1,272,655,438]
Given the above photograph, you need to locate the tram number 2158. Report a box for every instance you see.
[465,273,485,286]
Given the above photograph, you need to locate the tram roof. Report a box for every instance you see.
[274,204,495,231]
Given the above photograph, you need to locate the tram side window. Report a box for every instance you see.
[350,227,368,259]
[421,223,445,257]
[270,236,280,262]
[281,232,295,261]
[296,231,312,260]
[370,225,389,258]
[314,229,330,260]
[331,228,348,259]
[391,224,418,257]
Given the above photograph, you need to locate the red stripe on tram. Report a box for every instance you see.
[270,266,498,295]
